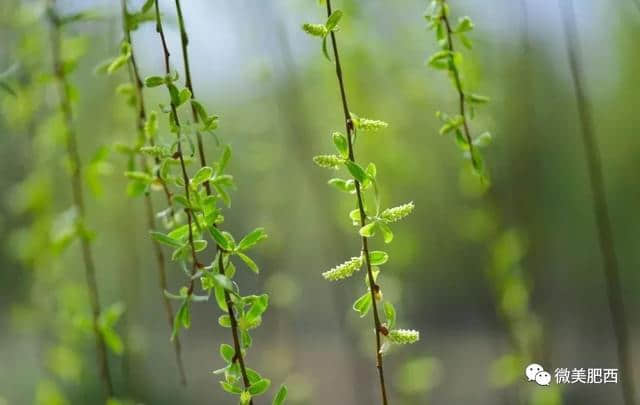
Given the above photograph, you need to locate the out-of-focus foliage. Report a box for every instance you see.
[1,0,639,404]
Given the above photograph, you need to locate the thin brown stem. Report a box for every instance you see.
[325,1,388,403]
[47,0,113,398]
[120,0,187,385]
[559,1,636,404]
[171,0,252,397]
[173,0,211,195]
[153,0,199,294]
[440,3,478,170]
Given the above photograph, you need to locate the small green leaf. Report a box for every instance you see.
[193,239,207,252]
[141,0,155,12]
[328,178,354,193]
[248,379,271,396]
[332,132,349,158]
[272,385,288,405]
[209,226,232,251]
[150,231,182,248]
[369,251,388,265]
[454,16,474,33]
[322,36,331,61]
[220,343,235,363]
[467,93,490,104]
[383,301,396,329]
[237,228,268,251]
[473,132,492,148]
[144,75,165,87]
[359,222,377,238]
[353,293,372,317]
[214,286,228,312]
[237,252,259,274]
[378,222,394,243]
[218,314,232,328]
[220,381,242,394]
[325,10,343,31]
[168,83,181,106]
[192,166,214,185]
[178,88,192,105]
[344,161,368,183]
[211,273,234,292]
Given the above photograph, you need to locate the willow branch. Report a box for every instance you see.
[47,0,113,398]
[120,0,186,385]
[153,0,200,296]
[171,0,253,395]
[559,1,636,404]
[440,1,478,171]
[325,1,389,403]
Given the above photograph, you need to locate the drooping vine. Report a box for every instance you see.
[46,0,118,399]
[100,0,187,385]
[559,0,636,403]
[303,2,420,404]
[425,0,492,182]
[121,0,288,402]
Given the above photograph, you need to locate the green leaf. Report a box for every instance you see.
[325,10,343,31]
[359,222,377,238]
[171,299,190,340]
[150,231,182,248]
[211,273,234,292]
[237,252,259,274]
[467,93,490,104]
[178,88,191,105]
[193,239,207,252]
[272,385,288,405]
[473,132,492,148]
[369,251,389,265]
[192,166,214,186]
[144,75,165,87]
[322,36,331,62]
[218,314,231,328]
[344,161,368,183]
[248,379,271,396]
[454,16,474,33]
[141,0,155,13]
[237,228,267,251]
[218,145,232,174]
[168,83,181,106]
[427,50,453,69]
[378,222,394,243]
[220,381,242,394]
[328,178,354,193]
[209,226,232,250]
[214,286,228,312]
[332,132,349,158]
[246,368,263,384]
[353,293,372,318]
[124,170,153,183]
[245,294,269,324]
[383,301,396,329]
[220,343,235,363]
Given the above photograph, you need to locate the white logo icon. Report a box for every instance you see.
[535,371,552,386]
[525,363,550,386]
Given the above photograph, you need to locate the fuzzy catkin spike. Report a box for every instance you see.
[381,202,415,223]
[388,329,420,344]
[355,117,388,132]
[322,256,363,281]
[313,154,343,169]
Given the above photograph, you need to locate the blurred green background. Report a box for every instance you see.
[1,0,639,404]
